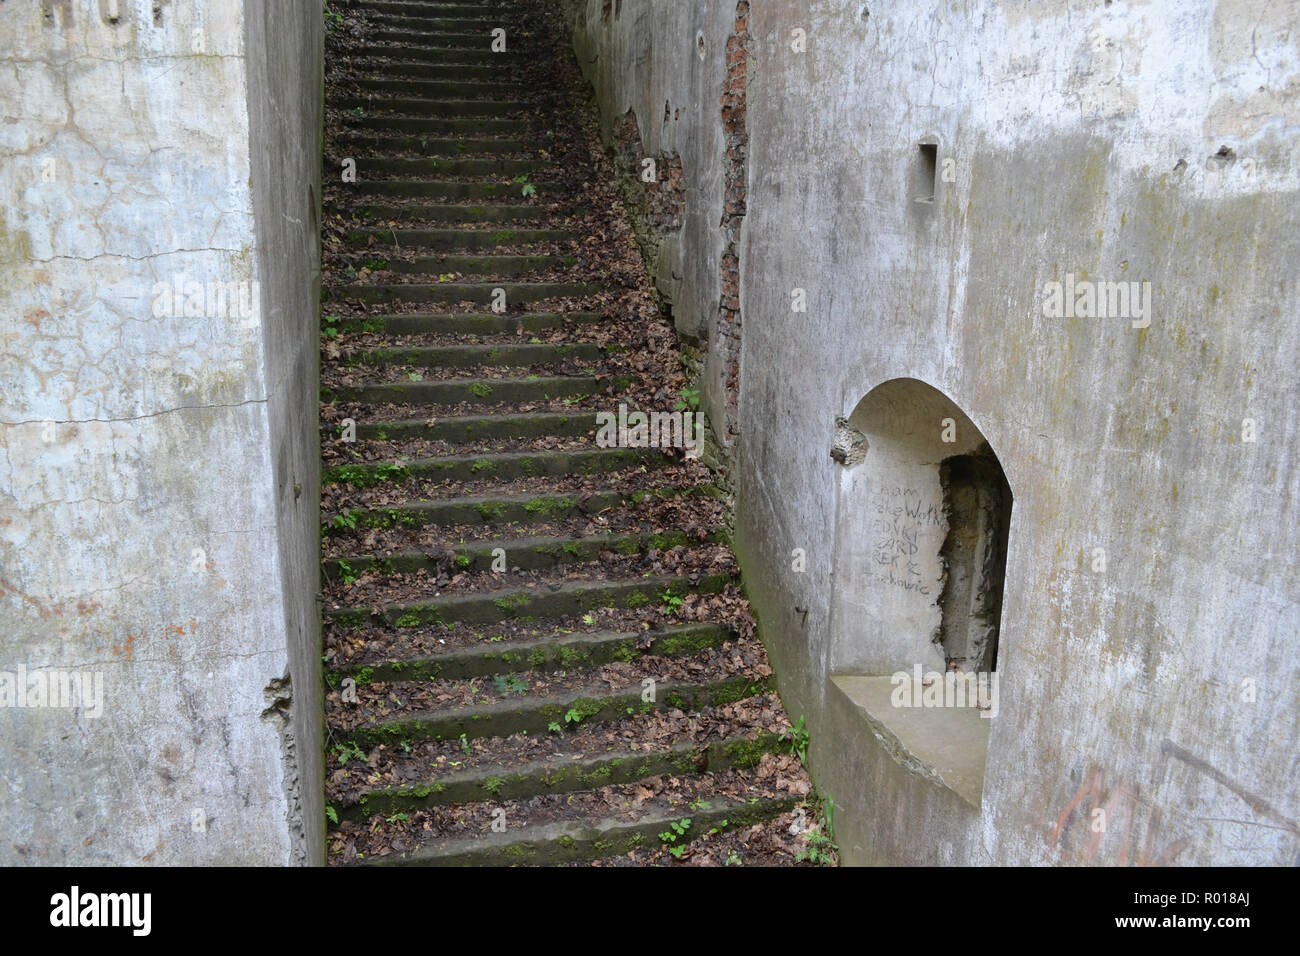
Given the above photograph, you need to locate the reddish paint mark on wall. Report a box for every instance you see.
[1051,765,1190,866]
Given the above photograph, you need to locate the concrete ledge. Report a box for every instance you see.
[829,675,989,809]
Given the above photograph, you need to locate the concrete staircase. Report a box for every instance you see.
[320,0,817,866]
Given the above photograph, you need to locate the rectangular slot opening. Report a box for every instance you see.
[916,142,938,203]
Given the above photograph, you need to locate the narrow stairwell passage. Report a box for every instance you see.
[319,0,828,866]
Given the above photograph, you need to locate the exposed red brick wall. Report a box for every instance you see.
[716,0,750,445]
[649,154,685,231]
[615,111,685,235]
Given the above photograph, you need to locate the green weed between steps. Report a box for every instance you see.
[324,463,409,489]
[782,715,810,764]
[563,698,601,726]
[492,674,528,696]
[659,818,691,859]
[660,588,684,615]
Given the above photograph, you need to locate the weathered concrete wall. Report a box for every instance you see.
[0,0,322,865]
[245,0,325,868]
[567,0,1300,865]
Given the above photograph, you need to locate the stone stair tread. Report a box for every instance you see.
[344,730,783,819]
[362,791,799,866]
[330,620,730,681]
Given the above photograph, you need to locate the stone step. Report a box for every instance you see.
[330,281,592,306]
[319,486,693,534]
[349,202,547,224]
[344,731,780,820]
[365,794,798,866]
[336,134,531,157]
[347,667,764,746]
[322,373,621,406]
[339,62,503,79]
[340,409,597,442]
[365,16,500,33]
[327,571,733,631]
[327,310,600,335]
[338,96,526,117]
[357,2,502,15]
[358,43,510,63]
[366,32,516,50]
[345,227,572,248]
[355,341,608,367]
[365,28,517,48]
[323,528,708,584]
[321,445,667,492]
[344,79,521,99]
[346,178,519,199]
[381,254,570,275]
[330,618,729,686]
[344,114,526,135]
[358,156,539,177]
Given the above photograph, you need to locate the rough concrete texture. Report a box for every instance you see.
[566,0,1300,865]
[0,0,322,864]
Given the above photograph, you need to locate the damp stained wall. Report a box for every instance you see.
[0,0,323,865]
[566,0,1300,865]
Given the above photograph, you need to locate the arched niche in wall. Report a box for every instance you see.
[828,378,1013,679]
[827,377,1012,807]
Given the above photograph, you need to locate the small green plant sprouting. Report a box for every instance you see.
[547,721,563,734]
[330,512,358,533]
[493,674,528,696]
[512,174,537,198]
[675,388,700,412]
[725,850,742,866]
[326,805,339,825]
[323,462,409,489]
[386,812,411,824]
[658,818,692,858]
[409,372,424,382]
[660,589,684,615]
[796,829,837,866]
[324,3,344,33]
[337,559,359,586]
[582,613,596,626]
[782,715,810,764]
[333,740,365,766]
[459,733,472,756]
